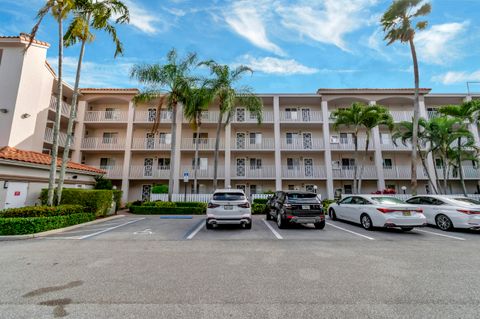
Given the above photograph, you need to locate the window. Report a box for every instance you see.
[192,158,208,169]
[287,158,300,169]
[159,133,172,144]
[435,158,444,168]
[383,158,393,168]
[305,185,315,193]
[340,196,353,204]
[344,185,353,194]
[100,158,115,169]
[342,158,355,169]
[286,132,298,144]
[250,185,257,195]
[213,192,245,201]
[249,132,262,145]
[193,132,208,144]
[286,193,318,200]
[371,197,406,205]
[340,133,352,144]
[102,132,118,144]
[351,197,370,205]
[288,185,295,190]
[105,107,116,119]
[285,108,298,120]
[158,158,170,169]
[380,133,391,145]
[250,158,262,169]
[147,108,157,122]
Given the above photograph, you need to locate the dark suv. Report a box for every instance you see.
[267,191,325,229]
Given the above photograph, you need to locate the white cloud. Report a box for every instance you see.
[276,0,378,52]
[121,0,162,34]
[224,2,285,56]
[432,70,480,85]
[416,22,469,65]
[235,55,318,75]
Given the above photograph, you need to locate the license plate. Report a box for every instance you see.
[302,205,310,210]
[403,211,411,216]
[224,205,233,210]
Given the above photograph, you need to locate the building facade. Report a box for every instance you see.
[2,34,480,203]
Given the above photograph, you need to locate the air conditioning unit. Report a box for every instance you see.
[330,135,339,144]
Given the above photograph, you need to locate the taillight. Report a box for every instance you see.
[208,202,220,208]
[414,209,423,213]
[457,209,480,215]
[377,208,395,213]
[238,202,250,208]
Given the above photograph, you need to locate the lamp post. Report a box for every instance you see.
[401,186,407,195]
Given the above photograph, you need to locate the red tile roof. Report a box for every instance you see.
[0,33,50,48]
[80,88,139,93]
[0,147,105,174]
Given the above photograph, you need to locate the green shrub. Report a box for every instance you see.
[94,176,113,190]
[0,205,84,218]
[113,190,122,211]
[40,189,113,217]
[253,198,269,205]
[252,203,267,214]
[155,201,177,208]
[152,184,168,194]
[0,213,95,235]
[322,199,336,213]
[130,206,204,215]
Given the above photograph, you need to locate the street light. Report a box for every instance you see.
[401,186,407,194]
[313,185,318,194]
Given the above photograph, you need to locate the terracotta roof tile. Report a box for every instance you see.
[0,147,105,174]
[0,33,50,47]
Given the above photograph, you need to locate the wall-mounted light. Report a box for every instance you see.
[0,109,8,114]
[72,175,78,180]
[3,181,8,189]
[21,113,31,119]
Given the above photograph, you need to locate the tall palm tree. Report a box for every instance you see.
[56,0,130,205]
[131,49,198,201]
[28,0,75,206]
[381,0,431,195]
[438,100,480,196]
[357,105,394,193]
[203,62,263,190]
[181,85,215,194]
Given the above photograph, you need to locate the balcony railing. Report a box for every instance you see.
[182,111,220,124]
[92,165,123,179]
[435,166,480,180]
[49,95,73,118]
[332,166,378,179]
[232,111,274,123]
[180,166,224,179]
[131,138,171,150]
[330,137,368,150]
[84,110,128,122]
[390,111,414,122]
[134,110,172,123]
[81,137,125,150]
[232,166,275,179]
[282,166,326,179]
[380,141,412,151]
[44,127,72,148]
[383,166,429,179]
[231,138,274,150]
[181,138,223,150]
[281,138,324,150]
[280,110,322,122]
[130,166,171,179]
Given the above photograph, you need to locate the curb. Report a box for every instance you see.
[0,214,126,241]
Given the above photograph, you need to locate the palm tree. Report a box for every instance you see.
[28,0,75,206]
[381,0,431,195]
[131,49,198,201]
[56,0,130,205]
[438,100,480,196]
[203,62,263,190]
[357,105,394,193]
[181,85,215,194]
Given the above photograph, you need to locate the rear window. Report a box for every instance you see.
[453,198,480,205]
[286,193,317,201]
[213,192,245,201]
[371,197,406,204]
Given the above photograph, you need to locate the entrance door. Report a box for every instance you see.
[304,158,313,177]
[147,108,157,122]
[144,158,154,177]
[236,133,246,149]
[302,108,311,121]
[236,158,246,177]
[146,133,155,149]
[5,182,28,209]
[303,132,312,149]
[141,185,152,202]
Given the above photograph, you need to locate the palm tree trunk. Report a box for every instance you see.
[418,148,438,194]
[193,122,200,194]
[56,32,88,205]
[443,153,448,195]
[47,16,64,206]
[409,38,420,196]
[353,131,359,194]
[358,132,370,194]
[432,152,442,194]
[213,111,223,190]
[168,102,178,202]
[457,137,467,196]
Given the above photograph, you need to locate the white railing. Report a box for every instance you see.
[390,111,414,122]
[132,138,171,150]
[181,138,223,150]
[232,111,274,123]
[231,138,275,150]
[251,194,273,201]
[49,95,73,118]
[428,110,439,119]
[380,141,412,150]
[332,166,377,179]
[134,110,172,123]
[183,111,220,124]
[84,110,128,122]
[383,166,429,179]
[346,194,480,201]
[281,138,324,150]
[280,110,322,122]
[44,127,72,148]
[282,166,326,179]
[435,166,480,180]
[130,166,170,179]
[150,193,212,202]
[232,166,276,179]
[330,137,368,150]
[181,166,224,179]
[92,165,123,179]
[81,137,125,150]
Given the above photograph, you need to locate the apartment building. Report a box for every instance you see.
[2,34,480,203]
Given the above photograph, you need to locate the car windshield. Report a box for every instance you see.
[286,193,317,201]
[213,192,245,201]
[452,198,480,205]
[371,197,406,205]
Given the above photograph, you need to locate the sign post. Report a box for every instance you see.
[183,171,189,202]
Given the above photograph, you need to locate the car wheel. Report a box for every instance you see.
[401,227,414,232]
[329,208,337,221]
[266,210,272,220]
[277,212,287,229]
[360,214,374,231]
[244,222,252,230]
[314,220,325,230]
[206,220,213,230]
[436,214,454,231]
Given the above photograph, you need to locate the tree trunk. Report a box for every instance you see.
[47,17,64,206]
[213,111,223,190]
[409,38,420,196]
[168,102,177,202]
[443,153,448,195]
[353,131,359,194]
[56,32,88,205]
[432,152,442,194]
[358,132,370,194]
[193,121,201,194]
[418,149,438,194]
[457,137,467,196]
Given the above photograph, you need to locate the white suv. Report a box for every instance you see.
[206,189,252,229]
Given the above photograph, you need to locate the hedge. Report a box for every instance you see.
[253,198,269,205]
[322,199,336,213]
[113,190,123,211]
[0,205,84,218]
[0,213,95,235]
[40,189,113,217]
[130,206,204,215]
[252,203,267,214]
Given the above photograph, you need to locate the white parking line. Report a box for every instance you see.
[73,218,146,240]
[186,220,205,240]
[416,229,466,241]
[326,222,375,240]
[262,220,283,240]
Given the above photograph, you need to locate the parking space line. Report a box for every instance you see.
[416,229,466,241]
[262,220,283,240]
[185,220,205,240]
[326,222,375,240]
[74,218,146,240]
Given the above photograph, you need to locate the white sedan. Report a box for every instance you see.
[328,195,426,231]
[405,195,480,231]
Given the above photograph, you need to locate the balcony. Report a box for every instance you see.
[84,110,128,122]
[232,166,275,179]
[329,137,368,150]
[380,140,412,151]
[132,138,171,151]
[134,110,172,123]
[281,138,324,150]
[232,110,274,123]
[383,166,429,179]
[282,166,326,179]
[49,95,73,118]
[390,111,414,122]
[231,138,274,150]
[182,111,219,124]
[280,110,322,123]
[81,137,125,150]
[44,127,73,148]
[180,166,224,179]
[332,166,377,179]
[435,166,480,180]
[181,138,222,150]
[92,165,123,179]
[130,166,171,179]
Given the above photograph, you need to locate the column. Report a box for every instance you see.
[370,101,386,191]
[224,122,231,188]
[172,103,183,194]
[419,96,437,193]
[71,101,86,163]
[273,96,282,190]
[321,100,334,199]
[121,101,135,203]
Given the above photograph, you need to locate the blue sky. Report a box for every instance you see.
[1,0,480,93]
